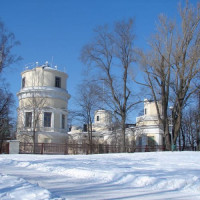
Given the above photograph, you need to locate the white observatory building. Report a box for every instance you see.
[16,63,70,144]
[135,99,163,146]
[93,110,112,131]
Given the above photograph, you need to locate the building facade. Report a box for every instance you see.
[69,99,164,148]
[17,64,70,143]
[135,99,163,146]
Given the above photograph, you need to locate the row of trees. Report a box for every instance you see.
[75,1,200,151]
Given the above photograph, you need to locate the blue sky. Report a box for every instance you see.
[0,0,198,122]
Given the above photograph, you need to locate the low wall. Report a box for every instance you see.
[7,140,20,154]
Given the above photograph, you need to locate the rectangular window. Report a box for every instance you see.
[62,114,65,129]
[44,112,52,127]
[22,77,25,88]
[55,77,61,88]
[144,108,147,115]
[97,116,100,121]
[25,112,32,127]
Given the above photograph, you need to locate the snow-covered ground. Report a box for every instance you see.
[0,152,200,200]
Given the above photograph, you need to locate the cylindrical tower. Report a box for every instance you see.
[16,64,70,144]
[93,110,112,131]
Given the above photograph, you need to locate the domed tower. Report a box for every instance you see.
[16,63,70,143]
[93,110,112,131]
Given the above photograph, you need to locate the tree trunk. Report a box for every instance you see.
[162,115,171,151]
[182,129,185,151]
[173,113,182,147]
[163,123,171,151]
[33,130,36,154]
[165,133,171,151]
[197,92,200,150]
[121,112,126,152]
[87,121,93,154]
[178,131,181,151]
[122,122,126,152]
[90,124,93,154]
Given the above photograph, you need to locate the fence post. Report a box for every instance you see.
[6,142,9,154]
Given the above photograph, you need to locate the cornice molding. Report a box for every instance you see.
[17,86,70,101]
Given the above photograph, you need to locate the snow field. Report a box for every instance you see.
[0,151,200,199]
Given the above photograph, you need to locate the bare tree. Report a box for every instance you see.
[0,19,21,73]
[0,81,14,153]
[17,68,47,153]
[137,1,200,150]
[81,19,140,151]
[137,15,174,150]
[170,1,200,145]
[0,19,21,153]
[74,81,102,153]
